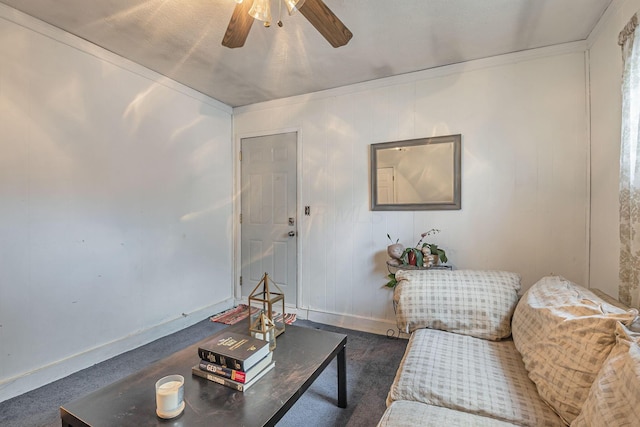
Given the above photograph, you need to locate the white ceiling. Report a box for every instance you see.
[1,0,612,107]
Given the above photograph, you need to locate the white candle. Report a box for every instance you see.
[157,380,181,411]
[155,375,184,418]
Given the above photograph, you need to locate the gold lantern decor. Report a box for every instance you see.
[248,273,286,341]
[250,312,276,350]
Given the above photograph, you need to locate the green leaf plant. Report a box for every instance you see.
[385,273,398,288]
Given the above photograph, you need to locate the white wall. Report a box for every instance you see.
[234,46,590,333]
[0,6,234,402]
[588,0,640,299]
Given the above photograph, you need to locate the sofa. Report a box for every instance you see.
[377,270,640,426]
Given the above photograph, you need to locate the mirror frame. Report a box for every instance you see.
[370,134,461,211]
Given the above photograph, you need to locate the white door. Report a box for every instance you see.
[240,133,297,305]
[377,167,396,204]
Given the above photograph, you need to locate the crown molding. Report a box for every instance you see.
[0,3,232,114]
[235,41,587,114]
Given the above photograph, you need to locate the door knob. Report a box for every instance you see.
[288,231,296,237]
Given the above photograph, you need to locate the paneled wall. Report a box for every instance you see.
[0,2,604,403]
[0,7,234,401]
[234,47,590,332]
[587,0,640,299]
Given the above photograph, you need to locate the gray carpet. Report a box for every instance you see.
[0,317,407,427]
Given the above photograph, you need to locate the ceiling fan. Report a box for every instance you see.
[222,0,353,49]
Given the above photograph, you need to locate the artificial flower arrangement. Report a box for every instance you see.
[405,228,448,265]
[385,229,449,288]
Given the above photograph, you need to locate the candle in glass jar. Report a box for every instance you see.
[157,381,181,409]
[155,375,185,419]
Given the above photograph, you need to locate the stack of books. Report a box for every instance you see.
[191,331,274,392]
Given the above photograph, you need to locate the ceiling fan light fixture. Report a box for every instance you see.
[222,0,352,49]
[249,0,272,23]
[284,0,306,15]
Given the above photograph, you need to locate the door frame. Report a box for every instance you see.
[233,127,302,310]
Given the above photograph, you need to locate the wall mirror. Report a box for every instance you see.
[370,134,461,211]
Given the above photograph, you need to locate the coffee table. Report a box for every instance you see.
[60,322,347,426]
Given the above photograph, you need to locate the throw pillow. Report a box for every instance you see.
[393,269,521,340]
[511,276,639,424]
[572,322,640,426]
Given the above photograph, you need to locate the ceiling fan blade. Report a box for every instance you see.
[298,0,352,48]
[222,0,256,48]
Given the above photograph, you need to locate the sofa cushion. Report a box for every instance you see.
[377,401,521,427]
[572,322,640,426]
[511,276,639,424]
[393,269,521,340]
[387,328,564,427]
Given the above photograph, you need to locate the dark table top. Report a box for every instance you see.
[60,322,347,427]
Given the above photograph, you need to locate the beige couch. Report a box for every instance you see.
[377,270,640,426]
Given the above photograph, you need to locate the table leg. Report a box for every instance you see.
[337,343,347,408]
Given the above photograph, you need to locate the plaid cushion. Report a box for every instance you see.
[377,401,521,427]
[511,276,639,424]
[572,322,640,426]
[387,328,564,427]
[393,269,521,340]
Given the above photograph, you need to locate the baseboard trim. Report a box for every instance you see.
[0,299,233,403]
[230,300,399,337]
[305,309,399,337]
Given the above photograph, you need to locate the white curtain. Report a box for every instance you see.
[619,12,640,308]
